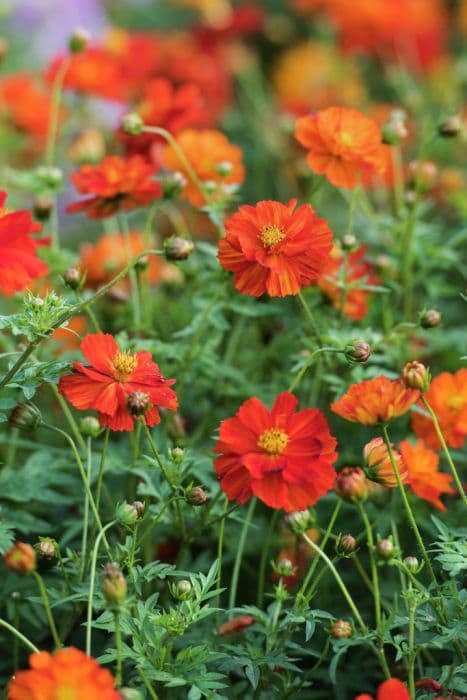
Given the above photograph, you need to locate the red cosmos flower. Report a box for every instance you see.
[317,245,380,320]
[218,199,333,297]
[355,677,411,700]
[46,48,126,101]
[400,439,455,510]
[58,333,177,431]
[411,369,467,449]
[331,376,420,426]
[295,107,385,189]
[214,391,338,512]
[7,647,120,700]
[67,156,161,218]
[0,73,59,141]
[0,191,49,296]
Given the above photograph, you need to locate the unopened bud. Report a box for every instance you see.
[102,563,127,605]
[376,538,395,561]
[3,542,36,574]
[335,467,367,502]
[36,166,63,190]
[63,267,82,290]
[381,118,408,145]
[69,27,90,53]
[121,112,144,136]
[216,161,233,176]
[401,360,430,392]
[344,340,371,364]
[120,690,144,700]
[9,402,42,431]
[336,534,357,556]
[408,160,438,191]
[80,416,101,437]
[116,502,143,526]
[185,486,208,506]
[284,510,313,534]
[35,538,58,560]
[438,115,463,138]
[33,196,54,221]
[127,391,151,417]
[341,234,357,251]
[419,309,441,329]
[169,447,185,463]
[403,556,419,573]
[275,558,295,577]
[134,256,149,272]
[164,236,194,261]
[331,620,353,639]
[364,438,408,487]
[171,579,192,601]
[161,171,187,199]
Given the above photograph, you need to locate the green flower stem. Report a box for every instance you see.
[49,382,87,454]
[382,425,438,586]
[228,497,256,613]
[401,204,418,319]
[138,669,160,700]
[357,503,381,628]
[421,396,467,505]
[113,609,123,687]
[86,520,117,656]
[0,618,39,654]
[407,584,417,699]
[43,424,110,557]
[119,214,142,328]
[391,145,405,218]
[45,56,69,166]
[295,501,341,611]
[85,306,101,333]
[13,595,20,671]
[216,496,229,629]
[301,533,366,632]
[80,437,93,580]
[297,292,322,345]
[95,428,110,515]
[288,348,343,394]
[256,510,280,607]
[5,427,19,469]
[32,571,61,650]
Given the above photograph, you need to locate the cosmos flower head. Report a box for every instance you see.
[331,376,420,426]
[400,439,455,510]
[411,369,467,449]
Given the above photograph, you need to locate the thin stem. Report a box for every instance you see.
[301,533,366,632]
[257,510,280,607]
[95,428,110,515]
[391,145,405,218]
[0,618,39,654]
[114,610,123,687]
[297,292,322,345]
[228,498,256,613]
[138,669,160,700]
[80,437,92,580]
[86,520,116,656]
[288,348,343,394]
[421,396,467,505]
[119,214,141,328]
[407,584,416,699]
[49,382,87,453]
[382,425,438,586]
[32,571,61,650]
[216,496,228,628]
[357,503,381,628]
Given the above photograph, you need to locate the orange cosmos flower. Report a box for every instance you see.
[7,647,119,700]
[58,333,178,431]
[399,439,455,510]
[0,191,49,296]
[79,231,162,289]
[317,245,379,320]
[363,437,408,487]
[295,107,385,189]
[411,369,467,450]
[46,48,126,101]
[67,156,161,219]
[355,677,411,700]
[214,391,338,512]
[218,199,333,297]
[0,73,59,141]
[161,128,244,206]
[331,376,420,426]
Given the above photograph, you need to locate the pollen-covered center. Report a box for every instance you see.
[56,686,77,700]
[339,131,354,148]
[113,350,138,381]
[447,394,465,411]
[259,224,285,248]
[257,428,289,456]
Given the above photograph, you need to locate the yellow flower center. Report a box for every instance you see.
[259,224,285,248]
[339,131,354,148]
[113,350,138,381]
[257,428,288,456]
[56,686,77,700]
[447,394,465,411]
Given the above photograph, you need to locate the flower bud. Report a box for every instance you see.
[336,534,357,556]
[169,447,185,463]
[438,115,463,138]
[9,402,42,431]
[164,236,195,261]
[120,690,145,700]
[218,615,255,636]
[3,542,36,574]
[401,360,431,392]
[331,620,353,639]
[376,538,395,561]
[344,340,371,364]
[116,502,143,526]
[67,129,105,165]
[363,438,408,487]
[127,391,151,417]
[69,27,90,53]
[408,160,438,191]
[121,112,144,136]
[33,195,54,221]
[63,267,82,290]
[274,558,295,577]
[341,234,357,251]
[171,579,192,601]
[216,160,233,176]
[284,510,313,534]
[102,563,127,605]
[403,556,419,573]
[419,309,441,329]
[381,117,408,145]
[185,486,208,506]
[80,416,101,437]
[134,256,149,272]
[35,538,58,560]
[36,166,64,190]
[335,467,368,502]
[161,171,187,199]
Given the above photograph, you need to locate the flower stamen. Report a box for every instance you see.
[259,224,285,248]
[258,428,288,455]
[113,350,138,381]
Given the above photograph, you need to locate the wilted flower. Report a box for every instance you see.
[9,403,42,431]
[3,542,36,574]
[164,237,195,261]
[218,615,256,636]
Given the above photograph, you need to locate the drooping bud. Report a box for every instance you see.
[127,391,151,417]
[3,542,36,574]
[80,416,102,438]
[63,267,82,290]
[121,112,144,137]
[69,27,90,53]
[185,486,208,506]
[401,360,431,392]
[344,340,371,364]
[35,538,58,560]
[363,438,409,487]
[403,556,420,573]
[336,534,357,556]
[33,195,54,221]
[438,115,463,138]
[331,620,353,639]
[376,538,395,561]
[419,309,441,329]
[102,563,127,605]
[9,402,42,431]
[170,579,192,601]
[164,236,195,261]
[284,510,313,534]
[335,467,368,502]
